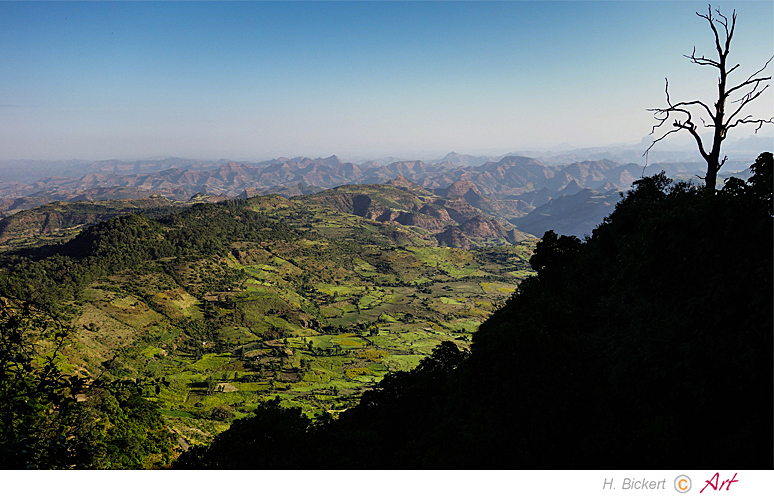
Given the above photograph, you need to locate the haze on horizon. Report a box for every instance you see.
[0,1,772,163]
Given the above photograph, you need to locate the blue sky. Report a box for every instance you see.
[0,1,772,161]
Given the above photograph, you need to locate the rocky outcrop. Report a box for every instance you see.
[430,198,479,224]
[393,212,447,231]
[435,227,473,250]
[458,215,508,240]
[385,174,425,192]
[444,179,482,200]
[236,187,260,199]
[418,204,453,224]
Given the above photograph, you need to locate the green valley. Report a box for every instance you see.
[0,182,537,457]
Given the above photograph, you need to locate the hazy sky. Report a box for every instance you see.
[0,1,772,161]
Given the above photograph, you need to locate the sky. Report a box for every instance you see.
[0,1,772,161]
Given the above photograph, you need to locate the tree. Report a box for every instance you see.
[174,397,311,469]
[0,296,95,468]
[205,375,217,395]
[646,5,773,191]
[72,386,176,469]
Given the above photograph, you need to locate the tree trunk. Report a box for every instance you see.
[705,154,720,192]
[705,166,718,192]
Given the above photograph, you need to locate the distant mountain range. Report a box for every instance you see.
[0,154,646,201]
[0,178,530,252]
[0,146,767,238]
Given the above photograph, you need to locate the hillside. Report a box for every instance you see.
[0,178,536,261]
[0,197,179,248]
[0,154,659,237]
[299,182,530,247]
[0,186,539,467]
[512,188,622,238]
[176,153,773,469]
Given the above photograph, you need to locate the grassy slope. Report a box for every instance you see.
[5,193,537,446]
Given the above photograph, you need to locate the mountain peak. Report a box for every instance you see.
[559,179,583,195]
[385,174,423,192]
[316,155,343,168]
[446,179,482,198]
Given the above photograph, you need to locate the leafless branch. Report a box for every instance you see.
[645,79,711,163]
[685,47,720,68]
[696,5,735,58]
[725,56,773,95]
[730,80,765,105]
[727,117,774,132]
[726,82,771,126]
[697,5,724,58]
[726,76,772,96]
[671,99,716,122]
[647,81,715,129]
[644,112,709,167]
[643,127,682,167]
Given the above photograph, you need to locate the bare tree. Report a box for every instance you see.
[645,5,773,191]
